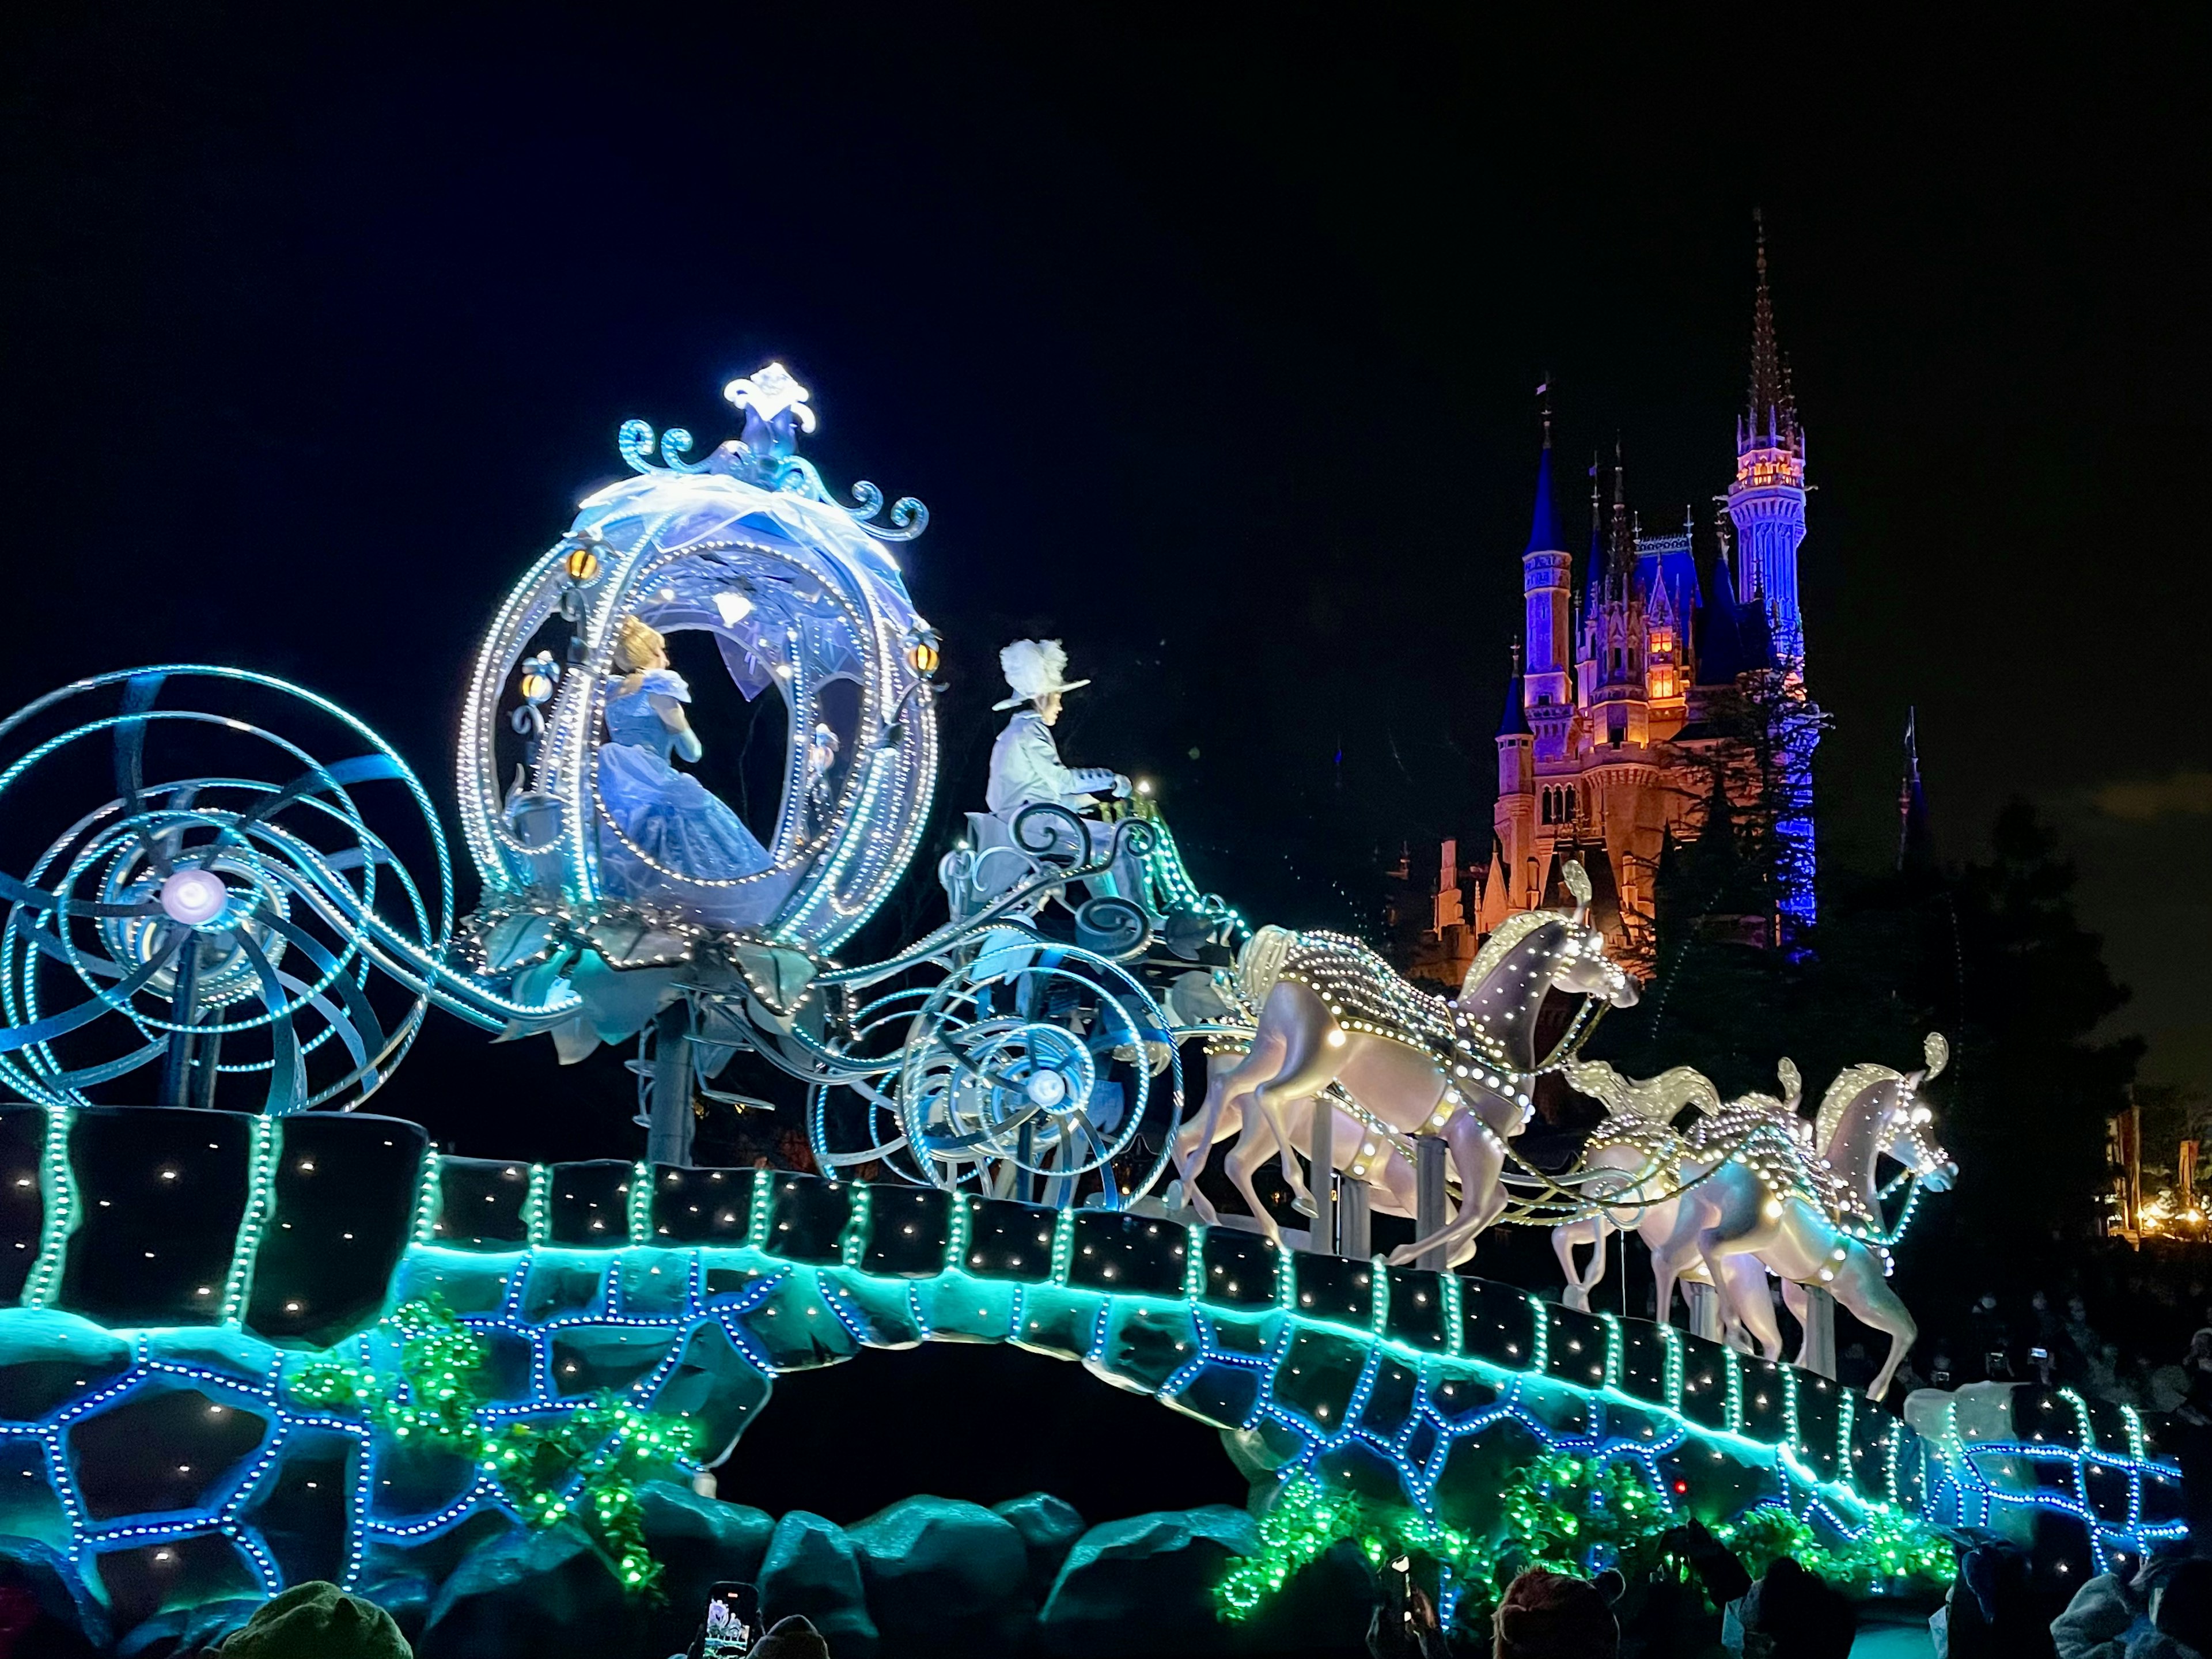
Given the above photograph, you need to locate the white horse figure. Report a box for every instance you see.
[1658,1034,1957,1401]
[1550,1059,1804,1348]
[1169,863,1640,1264]
[1550,1059,1801,1315]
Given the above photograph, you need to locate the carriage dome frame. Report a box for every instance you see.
[457,369,939,957]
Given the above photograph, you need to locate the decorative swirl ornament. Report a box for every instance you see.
[0,668,456,1112]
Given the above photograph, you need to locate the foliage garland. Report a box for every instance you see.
[1216,1453,1955,1627]
[288,1296,699,1596]
[1714,1502,1957,1594]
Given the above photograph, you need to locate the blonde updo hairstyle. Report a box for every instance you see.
[611,616,666,690]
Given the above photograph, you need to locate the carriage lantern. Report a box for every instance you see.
[562,539,602,585]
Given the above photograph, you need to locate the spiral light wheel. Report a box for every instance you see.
[809,930,1179,1209]
[0,668,453,1112]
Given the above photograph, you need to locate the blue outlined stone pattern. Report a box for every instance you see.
[0,1105,2167,1644]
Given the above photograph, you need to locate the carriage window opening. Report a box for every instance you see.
[664,627,791,847]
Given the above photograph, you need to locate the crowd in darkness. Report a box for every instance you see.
[1878,1247,2212,1421]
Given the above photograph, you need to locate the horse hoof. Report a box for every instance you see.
[1290,1193,1317,1218]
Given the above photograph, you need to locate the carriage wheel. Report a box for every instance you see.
[891,931,1179,1209]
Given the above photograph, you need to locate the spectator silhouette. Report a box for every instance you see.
[209,1582,410,1658]
[1969,1292,2014,1381]
[2066,1296,2101,1370]
[1493,1567,1618,1659]
[1732,1556,1854,1658]
[2051,1548,2212,1659]
[1942,1542,2056,1659]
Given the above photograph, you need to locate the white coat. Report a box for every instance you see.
[986,710,1119,815]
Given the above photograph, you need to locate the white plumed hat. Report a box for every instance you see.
[993,639,1091,711]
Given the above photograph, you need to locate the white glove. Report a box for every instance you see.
[1112,774,1133,799]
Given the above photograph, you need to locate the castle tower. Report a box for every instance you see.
[1727,213,1809,670]
[1521,407,1573,713]
[1492,652,1536,910]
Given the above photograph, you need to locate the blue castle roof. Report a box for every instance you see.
[1525,440,1563,555]
[1694,552,1751,685]
[1497,673,1531,737]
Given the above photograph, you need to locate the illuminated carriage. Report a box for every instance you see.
[457,363,940,968]
[442,370,1245,1203]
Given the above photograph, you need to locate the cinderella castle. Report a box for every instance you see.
[1397,228,1819,980]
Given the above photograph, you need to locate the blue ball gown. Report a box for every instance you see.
[595,669,772,902]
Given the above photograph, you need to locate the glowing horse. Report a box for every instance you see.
[1169,865,1639,1264]
[1660,1035,1956,1401]
[1550,1059,1801,1342]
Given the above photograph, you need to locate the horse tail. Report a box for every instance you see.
[1565,1058,1628,1114]
[1566,1059,1716,1123]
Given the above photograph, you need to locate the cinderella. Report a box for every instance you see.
[594,616,774,904]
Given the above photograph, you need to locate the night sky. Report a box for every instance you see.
[3,11,2206,1161]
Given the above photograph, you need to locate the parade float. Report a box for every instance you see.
[0,370,2183,1655]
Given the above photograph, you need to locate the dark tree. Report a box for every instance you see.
[1594,799,2139,1286]
[1941,802,2142,1252]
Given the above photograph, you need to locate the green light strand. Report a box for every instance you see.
[411,1150,442,1244]
[288,1296,699,1597]
[25,1104,74,1309]
[220,1115,279,1325]
[523,1164,550,1246]
[1222,1451,1952,1629]
[1218,1452,1673,1626]
[746,1168,772,1251]
[1714,1503,1955,1595]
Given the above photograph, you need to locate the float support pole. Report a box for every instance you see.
[1309,1098,1335,1256]
[1413,1135,1449,1271]
[189,1028,222,1110]
[160,935,200,1109]
[1799,1285,1839,1379]
[1338,1178,1371,1260]
[649,1001,695,1169]
[1685,1282,1723,1343]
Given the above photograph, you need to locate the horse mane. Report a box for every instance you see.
[1566,1059,1721,1123]
[1461,909,1560,1002]
[1815,1062,1903,1151]
[1236,926,1296,1006]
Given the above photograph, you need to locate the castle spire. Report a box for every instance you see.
[1497,643,1530,736]
[1584,450,1603,623]
[1524,379,1563,555]
[1897,707,1933,874]
[1744,209,1798,453]
[1606,440,1635,593]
